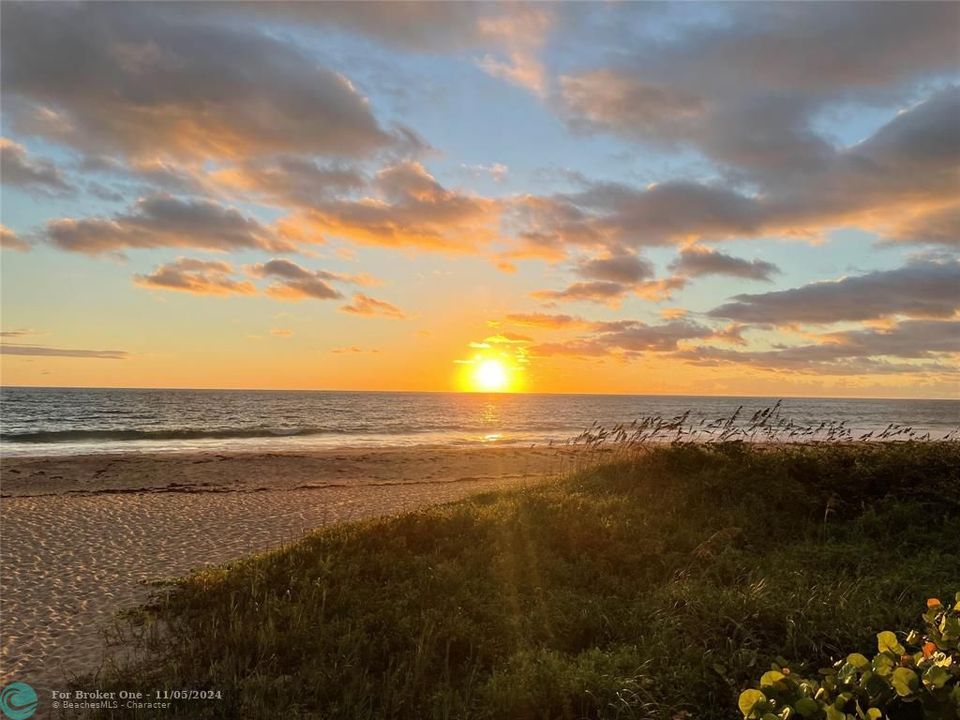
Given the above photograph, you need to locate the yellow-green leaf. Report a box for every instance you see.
[872,652,895,676]
[891,666,919,697]
[846,653,870,670]
[877,630,904,655]
[738,689,767,717]
[760,670,786,688]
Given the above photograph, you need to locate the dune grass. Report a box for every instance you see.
[85,442,960,719]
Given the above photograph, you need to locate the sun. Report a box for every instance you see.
[472,359,509,392]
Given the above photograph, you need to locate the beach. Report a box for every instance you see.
[0,446,574,693]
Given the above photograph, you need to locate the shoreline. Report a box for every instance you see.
[0,444,585,497]
[0,445,576,691]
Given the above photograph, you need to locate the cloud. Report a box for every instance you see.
[502,312,595,330]
[886,205,959,248]
[0,138,70,191]
[134,257,256,296]
[532,281,630,306]
[513,85,960,258]
[576,251,654,283]
[0,225,30,252]
[248,259,345,301]
[293,161,499,252]
[669,246,779,281]
[45,195,290,256]
[210,158,502,253]
[560,70,706,145]
[709,259,960,324]
[204,3,554,96]
[214,157,366,208]
[677,320,960,376]
[133,257,382,301]
[0,344,128,359]
[340,293,406,319]
[557,4,959,167]
[477,50,547,97]
[460,162,509,183]
[531,319,715,357]
[330,346,380,354]
[532,275,685,306]
[776,86,960,238]
[540,4,960,261]
[210,2,498,52]
[677,348,952,377]
[523,310,958,379]
[520,229,687,305]
[827,319,960,359]
[474,5,553,96]
[508,180,766,255]
[710,323,748,346]
[484,332,533,344]
[270,328,293,338]
[1,3,391,161]
[0,329,40,338]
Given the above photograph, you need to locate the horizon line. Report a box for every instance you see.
[2,384,957,403]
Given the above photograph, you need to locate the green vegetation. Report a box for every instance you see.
[86,442,960,719]
[739,595,960,719]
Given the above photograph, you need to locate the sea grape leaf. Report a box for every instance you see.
[877,631,904,655]
[891,667,919,697]
[760,670,785,688]
[739,689,766,717]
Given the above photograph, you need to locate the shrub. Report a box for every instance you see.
[738,594,960,719]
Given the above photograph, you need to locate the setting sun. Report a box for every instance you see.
[472,359,510,392]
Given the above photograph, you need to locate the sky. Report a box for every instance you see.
[0,1,958,397]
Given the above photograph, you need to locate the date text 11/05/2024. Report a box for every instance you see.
[49,688,223,711]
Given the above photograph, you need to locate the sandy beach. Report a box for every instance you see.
[0,445,579,693]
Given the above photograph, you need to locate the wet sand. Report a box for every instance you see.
[0,445,585,693]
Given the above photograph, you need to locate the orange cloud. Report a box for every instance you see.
[340,293,406,319]
[531,276,686,307]
[134,258,256,296]
[0,225,30,252]
[503,313,594,330]
[248,259,383,302]
[0,343,128,359]
[294,161,499,252]
[330,346,380,354]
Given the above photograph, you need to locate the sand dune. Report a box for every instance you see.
[0,446,581,693]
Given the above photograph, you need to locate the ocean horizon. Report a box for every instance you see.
[2,386,957,457]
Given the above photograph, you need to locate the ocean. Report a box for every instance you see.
[0,387,957,457]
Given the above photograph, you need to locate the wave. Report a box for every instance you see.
[0,427,357,443]
[0,419,591,445]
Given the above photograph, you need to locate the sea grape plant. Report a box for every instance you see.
[738,594,960,719]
